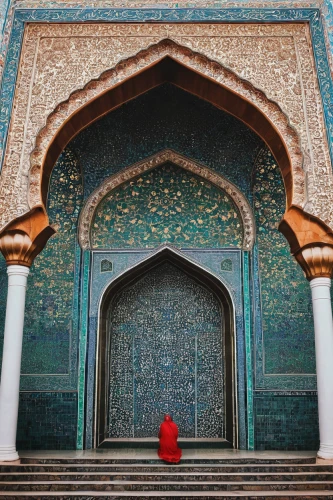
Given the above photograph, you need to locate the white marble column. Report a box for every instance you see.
[310,277,333,459]
[0,265,30,461]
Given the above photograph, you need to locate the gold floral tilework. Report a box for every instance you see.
[91,163,243,249]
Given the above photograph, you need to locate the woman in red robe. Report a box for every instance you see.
[158,415,182,463]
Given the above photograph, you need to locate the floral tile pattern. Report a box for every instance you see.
[8,148,83,391]
[253,149,316,377]
[108,262,224,438]
[92,163,243,249]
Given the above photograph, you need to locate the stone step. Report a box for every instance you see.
[100,438,232,449]
[4,458,331,498]
[1,480,333,492]
[1,472,333,482]
[2,464,332,473]
[1,492,333,498]
[20,457,316,465]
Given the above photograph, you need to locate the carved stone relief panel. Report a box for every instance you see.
[0,22,332,230]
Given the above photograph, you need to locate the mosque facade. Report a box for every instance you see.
[0,0,333,461]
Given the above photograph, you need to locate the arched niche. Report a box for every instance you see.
[29,39,303,215]
[95,245,237,448]
[79,150,255,251]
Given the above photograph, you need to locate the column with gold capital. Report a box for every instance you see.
[0,264,30,460]
[0,211,55,461]
[296,245,333,459]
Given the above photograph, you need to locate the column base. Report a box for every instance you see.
[317,443,333,460]
[317,457,333,464]
[0,445,19,462]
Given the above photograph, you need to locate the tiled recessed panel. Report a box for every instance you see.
[253,149,316,385]
[86,249,246,448]
[108,262,224,438]
[20,148,83,389]
[0,148,83,391]
[254,394,319,450]
[17,392,77,450]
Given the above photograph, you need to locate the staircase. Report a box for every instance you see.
[1,456,333,498]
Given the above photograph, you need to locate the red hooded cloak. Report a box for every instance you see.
[158,415,182,463]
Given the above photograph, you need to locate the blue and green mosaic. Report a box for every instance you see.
[0,147,85,449]
[0,148,83,397]
[17,392,78,450]
[92,162,242,249]
[20,148,83,390]
[86,248,247,449]
[0,76,325,451]
[254,394,319,451]
[108,262,224,438]
[253,148,316,385]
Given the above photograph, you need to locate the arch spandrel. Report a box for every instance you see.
[78,150,255,251]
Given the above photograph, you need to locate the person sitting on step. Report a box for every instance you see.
[158,414,182,464]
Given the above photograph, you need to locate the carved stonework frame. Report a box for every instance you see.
[29,38,302,214]
[78,149,255,251]
[0,11,332,237]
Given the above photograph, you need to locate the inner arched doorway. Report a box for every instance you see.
[96,247,236,448]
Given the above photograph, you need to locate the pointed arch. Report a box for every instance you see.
[78,149,255,251]
[95,244,237,447]
[29,38,303,215]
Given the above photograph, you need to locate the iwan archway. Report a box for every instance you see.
[95,246,237,448]
[1,20,333,462]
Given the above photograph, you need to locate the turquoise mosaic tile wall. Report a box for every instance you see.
[254,395,319,451]
[0,148,82,448]
[0,81,322,450]
[108,262,224,438]
[17,392,77,450]
[86,248,246,448]
[21,148,83,382]
[92,162,242,249]
[78,84,317,384]
[253,149,316,377]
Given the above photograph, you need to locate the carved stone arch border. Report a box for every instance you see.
[30,38,304,213]
[78,149,255,251]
